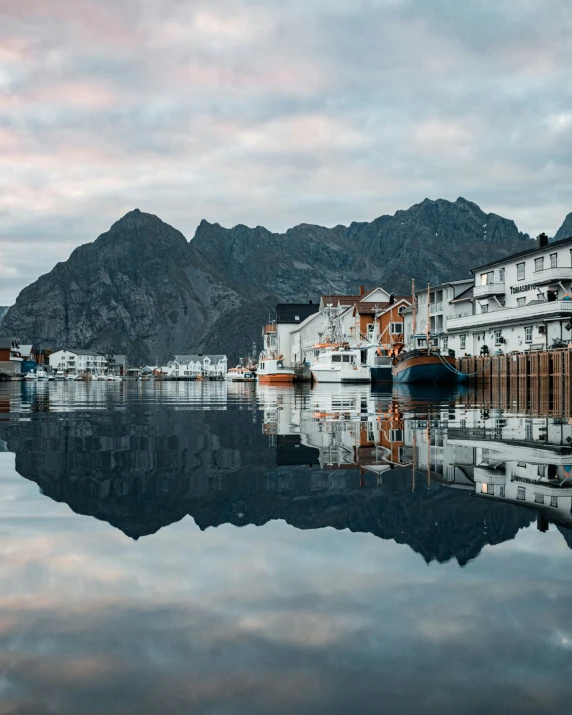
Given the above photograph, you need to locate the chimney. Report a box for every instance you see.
[359,285,365,296]
[537,232,549,248]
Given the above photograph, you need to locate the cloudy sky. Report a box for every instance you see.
[1,0,572,304]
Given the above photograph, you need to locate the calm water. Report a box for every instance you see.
[1,380,571,714]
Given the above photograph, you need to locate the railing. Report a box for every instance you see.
[430,302,443,313]
[447,300,572,330]
[474,282,506,298]
[531,266,572,285]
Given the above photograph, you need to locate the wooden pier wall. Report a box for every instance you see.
[456,350,572,416]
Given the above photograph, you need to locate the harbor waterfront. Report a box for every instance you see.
[1,378,571,714]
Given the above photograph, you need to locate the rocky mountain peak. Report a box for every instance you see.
[554,212,572,242]
[1,198,540,363]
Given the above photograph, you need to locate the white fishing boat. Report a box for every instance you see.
[310,346,371,383]
[36,367,49,381]
[257,355,295,384]
[232,370,256,382]
[54,370,66,380]
[24,371,38,381]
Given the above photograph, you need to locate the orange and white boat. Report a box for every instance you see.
[257,355,295,384]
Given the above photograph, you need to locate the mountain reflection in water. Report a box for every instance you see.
[1,380,571,563]
[1,380,572,715]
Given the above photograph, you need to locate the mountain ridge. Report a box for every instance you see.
[0,196,554,363]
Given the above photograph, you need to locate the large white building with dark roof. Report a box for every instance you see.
[446,233,572,355]
[49,348,107,373]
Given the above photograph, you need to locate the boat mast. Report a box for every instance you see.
[411,279,416,336]
[426,283,431,354]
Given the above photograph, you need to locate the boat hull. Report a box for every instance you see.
[258,373,295,384]
[370,365,393,383]
[392,354,460,384]
[311,367,371,383]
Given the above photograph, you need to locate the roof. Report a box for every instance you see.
[175,354,227,363]
[0,337,19,350]
[471,235,572,273]
[320,295,361,306]
[355,301,389,314]
[415,278,473,296]
[53,348,105,356]
[276,303,319,324]
[450,286,474,303]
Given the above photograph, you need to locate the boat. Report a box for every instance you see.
[257,355,295,384]
[24,371,38,381]
[310,346,371,383]
[36,367,49,381]
[391,282,463,385]
[391,340,460,384]
[232,370,256,382]
[54,370,66,380]
[367,345,394,382]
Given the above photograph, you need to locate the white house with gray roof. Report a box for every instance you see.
[164,354,227,378]
[49,348,107,373]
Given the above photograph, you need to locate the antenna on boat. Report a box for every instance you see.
[426,282,431,354]
[411,279,416,336]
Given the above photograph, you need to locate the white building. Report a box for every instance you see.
[49,348,107,373]
[164,354,227,378]
[447,233,572,355]
[288,287,396,366]
[402,279,473,353]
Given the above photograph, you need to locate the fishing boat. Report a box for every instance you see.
[391,281,462,385]
[310,346,371,383]
[36,367,49,381]
[257,355,295,384]
[232,370,256,382]
[367,345,393,382]
[24,370,38,381]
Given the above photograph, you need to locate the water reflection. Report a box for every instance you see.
[1,381,571,560]
[1,381,572,714]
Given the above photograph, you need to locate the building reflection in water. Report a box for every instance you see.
[1,380,572,562]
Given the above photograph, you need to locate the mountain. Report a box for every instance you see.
[0,306,9,324]
[1,197,534,363]
[554,212,572,242]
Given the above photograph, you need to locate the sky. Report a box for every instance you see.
[1,0,572,305]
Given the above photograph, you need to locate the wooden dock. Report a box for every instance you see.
[457,350,572,416]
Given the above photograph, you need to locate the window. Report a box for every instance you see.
[498,267,505,282]
[442,336,448,350]
[494,330,502,346]
[481,271,494,285]
[460,334,466,350]
[390,429,403,442]
[390,322,403,334]
[481,304,489,313]
[525,326,533,343]
[550,253,558,268]
[332,355,341,362]
[517,262,526,280]
[550,495,558,507]
[295,315,300,321]
[534,493,545,504]
[489,484,495,496]
[481,483,488,494]
[517,297,526,307]
[499,485,505,497]
[534,257,544,272]
[517,486,526,500]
